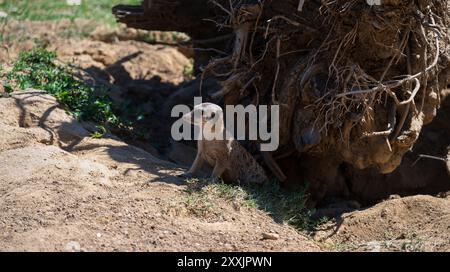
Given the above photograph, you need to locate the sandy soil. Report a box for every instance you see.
[0,91,321,252]
[1,20,449,252]
[1,91,449,252]
[315,195,450,252]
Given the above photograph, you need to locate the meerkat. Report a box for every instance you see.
[178,103,268,184]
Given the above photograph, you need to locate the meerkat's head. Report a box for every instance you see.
[182,103,224,127]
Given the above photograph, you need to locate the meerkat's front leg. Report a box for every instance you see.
[179,153,205,179]
[210,161,226,183]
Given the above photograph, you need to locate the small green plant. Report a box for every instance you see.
[91,125,107,139]
[186,179,253,206]
[182,63,194,78]
[2,82,13,93]
[5,48,123,129]
[184,194,217,218]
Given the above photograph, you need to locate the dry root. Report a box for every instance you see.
[203,0,450,175]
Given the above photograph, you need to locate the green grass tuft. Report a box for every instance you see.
[245,181,325,231]
[5,48,124,128]
[185,179,326,231]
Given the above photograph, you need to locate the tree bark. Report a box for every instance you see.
[113,0,224,39]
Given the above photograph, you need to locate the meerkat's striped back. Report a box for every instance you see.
[228,140,268,184]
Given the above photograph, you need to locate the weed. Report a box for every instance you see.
[184,194,217,218]
[400,234,424,252]
[246,182,322,231]
[5,48,123,129]
[182,62,194,79]
[91,125,107,139]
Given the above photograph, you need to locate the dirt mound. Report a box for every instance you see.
[0,20,191,89]
[0,91,320,252]
[0,19,91,61]
[315,195,450,252]
[1,19,196,156]
[56,39,191,86]
[1,91,450,252]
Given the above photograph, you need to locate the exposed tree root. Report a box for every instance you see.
[200,0,450,176]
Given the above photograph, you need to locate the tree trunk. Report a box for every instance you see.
[113,0,232,70]
[113,0,223,39]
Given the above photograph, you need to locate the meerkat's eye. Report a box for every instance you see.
[210,112,216,120]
